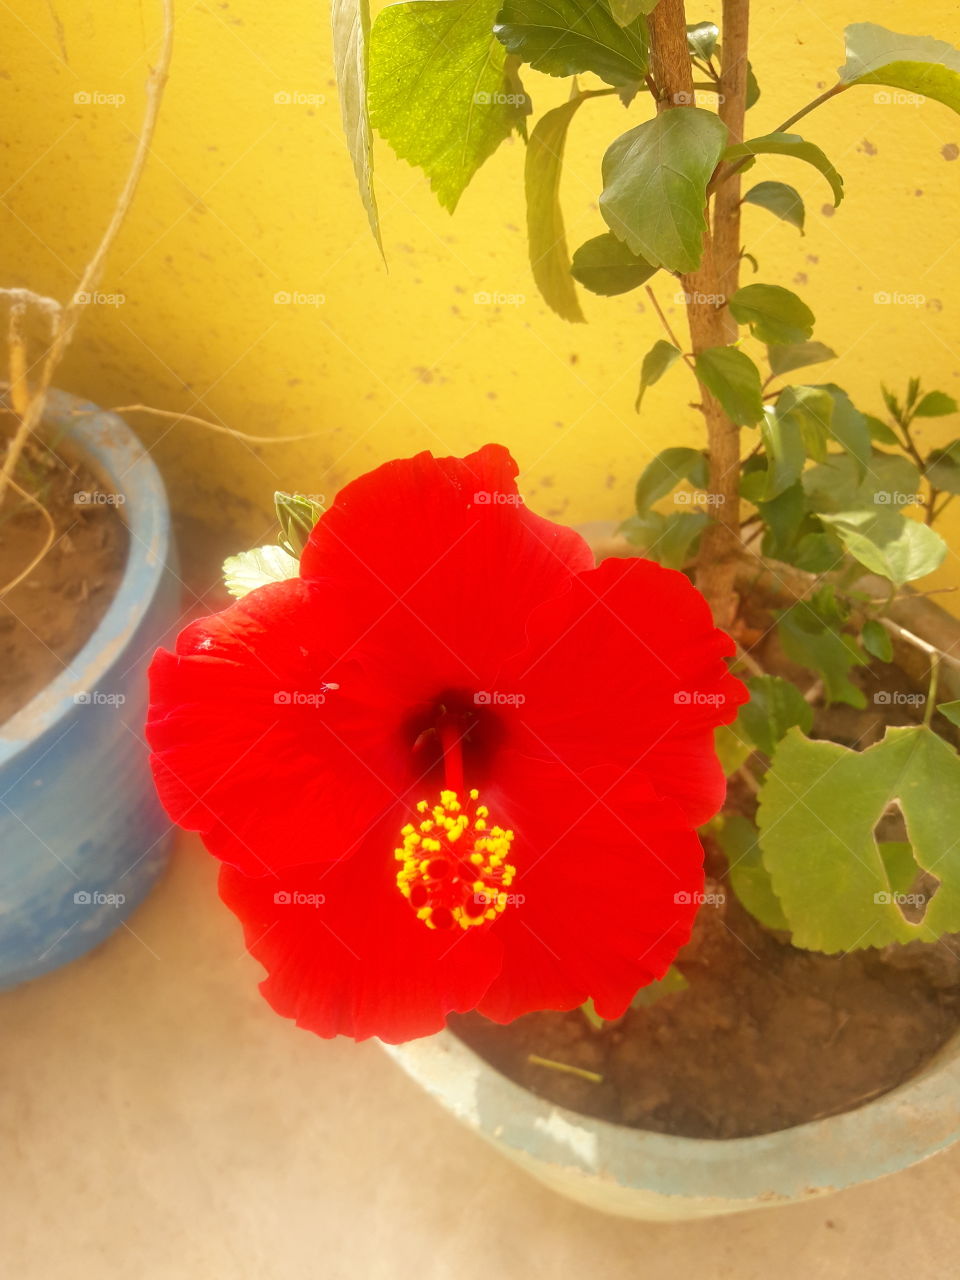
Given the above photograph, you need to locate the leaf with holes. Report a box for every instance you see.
[369,0,525,212]
[757,725,960,952]
[525,95,586,322]
[600,108,729,271]
[570,232,657,297]
[494,0,650,85]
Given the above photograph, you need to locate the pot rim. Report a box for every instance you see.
[383,1023,960,1205]
[0,389,171,761]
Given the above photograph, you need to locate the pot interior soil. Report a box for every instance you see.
[0,432,128,725]
[453,590,960,1140]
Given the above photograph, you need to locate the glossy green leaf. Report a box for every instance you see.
[494,0,649,86]
[839,23,960,117]
[634,445,706,512]
[724,132,844,205]
[223,545,300,599]
[767,341,837,378]
[861,618,894,662]
[742,180,805,233]
[803,450,920,515]
[759,404,805,499]
[738,674,814,756]
[600,108,729,271]
[635,339,683,410]
[937,700,960,728]
[757,725,960,951]
[820,510,947,586]
[914,390,958,417]
[686,20,718,61]
[714,813,790,932]
[729,283,815,345]
[525,95,586,322]
[331,0,381,247]
[646,509,710,569]
[570,232,657,297]
[369,0,524,212]
[694,345,764,426]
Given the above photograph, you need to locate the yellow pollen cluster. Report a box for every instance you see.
[395,788,516,931]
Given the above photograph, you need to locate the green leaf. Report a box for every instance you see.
[937,700,960,728]
[759,404,805,499]
[777,602,867,707]
[369,0,524,212]
[686,21,718,61]
[774,385,832,462]
[581,998,608,1029]
[865,413,900,445]
[694,346,764,426]
[610,0,659,27]
[803,450,920,515]
[714,722,753,776]
[767,341,836,378]
[525,95,586,323]
[570,231,657,297]
[635,339,683,410]
[714,813,790,932]
[729,283,815,345]
[820,510,947,586]
[745,62,761,109]
[494,0,650,86]
[757,725,960,951]
[925,440,960,493]
[223,545,300,599]
[724,132,844,205]
[646,509,709,569]
[914,390,958,418]
[738,674,814,756]
[742,180,805,233]
[634,445,706,512]
[822,385,872,479]
[600,108,729,272]
[839,23,960,117]
[331,0,381,248]
[632,965,689,1006]
[275,491,326,557]
[861,618,894,662]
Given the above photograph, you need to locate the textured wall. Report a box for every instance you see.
[0,0,958,596]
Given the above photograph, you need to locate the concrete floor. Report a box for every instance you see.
[2,833,958,1279]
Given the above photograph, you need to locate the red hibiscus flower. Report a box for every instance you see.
[146,445,745,1043]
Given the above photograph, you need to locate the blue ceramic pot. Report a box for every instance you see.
[0,390,179,987]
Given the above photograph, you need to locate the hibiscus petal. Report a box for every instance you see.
[147,579,410,875]
[218,825,503,1043]
[498,556,747,826]
[477,753,704,1024]
[299,445,594,691]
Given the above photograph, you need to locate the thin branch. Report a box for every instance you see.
[72,404,319,445]
[0,475,56,600]
[644,285,695,370]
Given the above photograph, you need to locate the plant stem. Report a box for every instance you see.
[924,653,940,726]
[644,285,695,370]
[648,0,746,628]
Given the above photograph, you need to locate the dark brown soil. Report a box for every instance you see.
[453,586,960,1140]
[0,433,128,724]
[453,870,960,1138]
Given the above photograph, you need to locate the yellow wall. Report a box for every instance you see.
[1,0,959,594]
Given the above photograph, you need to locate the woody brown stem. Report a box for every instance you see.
[648,0,748,629]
